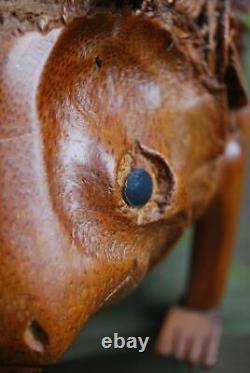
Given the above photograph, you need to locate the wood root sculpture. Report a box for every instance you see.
[0,0,249,371]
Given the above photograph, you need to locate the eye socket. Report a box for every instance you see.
[123,168,153,207]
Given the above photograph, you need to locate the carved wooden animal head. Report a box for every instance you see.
[0,0,248,367]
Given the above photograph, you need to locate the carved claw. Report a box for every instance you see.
[156,306,221,367]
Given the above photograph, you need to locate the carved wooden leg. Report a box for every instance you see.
[156,136,246,366]
[184,138,246,309]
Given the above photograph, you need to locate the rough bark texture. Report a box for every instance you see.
[0,0,94,32]
[0,0,249,33]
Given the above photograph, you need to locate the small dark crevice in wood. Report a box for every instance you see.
[95,56,103,68]
[225,64,248,109]
[23,320,49,354]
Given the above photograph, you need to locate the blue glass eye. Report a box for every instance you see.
[123,168,153,207]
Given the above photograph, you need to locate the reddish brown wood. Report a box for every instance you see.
[184,133,247,310]
[0,0,249,370]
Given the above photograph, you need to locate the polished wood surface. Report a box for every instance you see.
[0,0,249,370]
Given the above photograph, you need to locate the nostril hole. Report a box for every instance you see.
[24,320,49,353]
